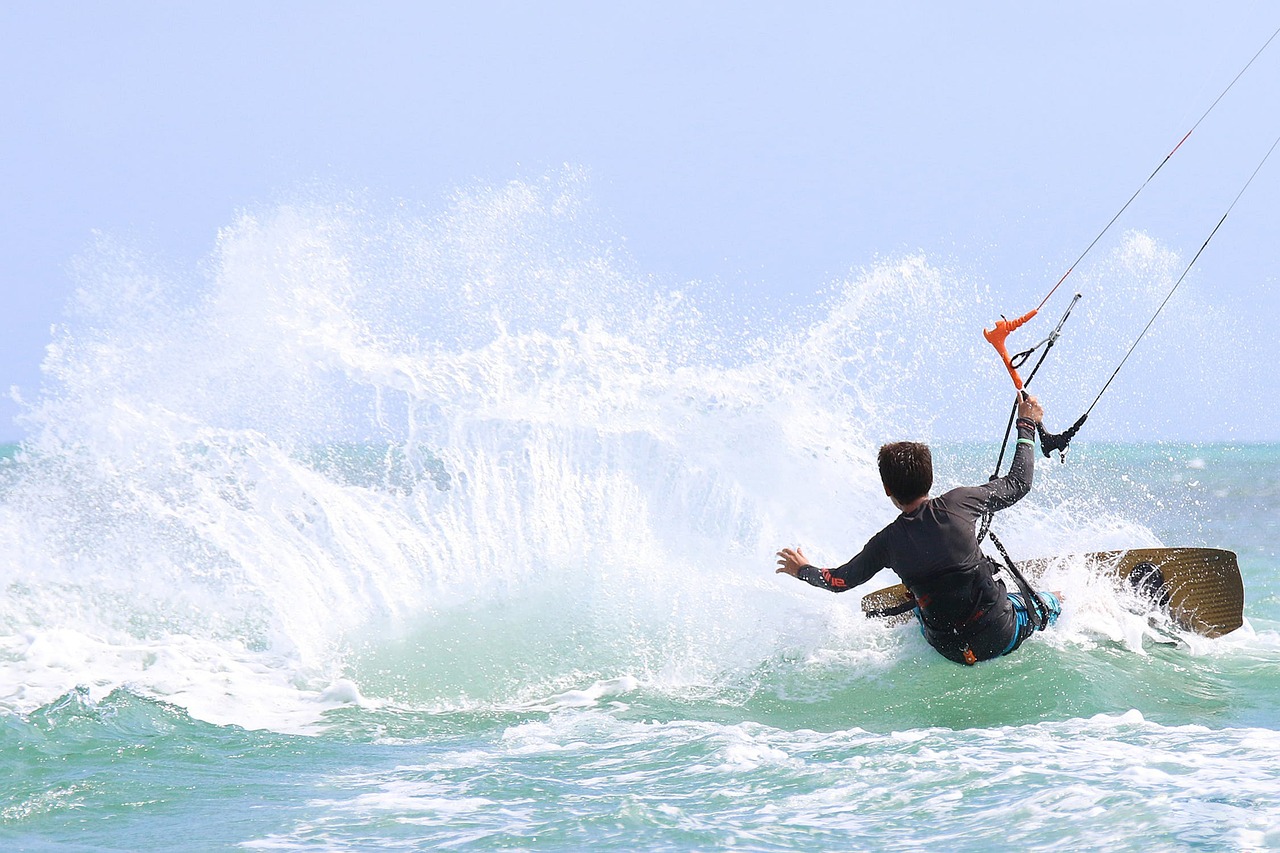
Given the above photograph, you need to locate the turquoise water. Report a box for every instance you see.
[3,187,1279,850]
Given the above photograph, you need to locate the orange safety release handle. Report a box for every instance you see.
[982,309,1038,391]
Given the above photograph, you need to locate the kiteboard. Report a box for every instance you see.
[860,547,1244,638]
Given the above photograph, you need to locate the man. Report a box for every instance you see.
[775,393,1061,665]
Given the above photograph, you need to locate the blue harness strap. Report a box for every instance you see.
[1003,591,1062,655]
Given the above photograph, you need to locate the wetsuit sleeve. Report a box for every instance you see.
[796,532,890,593]
[984,417,1038,511]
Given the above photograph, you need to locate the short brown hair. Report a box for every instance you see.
[878,442,933,504]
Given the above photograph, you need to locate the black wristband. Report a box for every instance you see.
[1015,417,1037,431]
[797,564,823,585]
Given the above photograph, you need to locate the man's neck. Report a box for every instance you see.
[896,495,929,514]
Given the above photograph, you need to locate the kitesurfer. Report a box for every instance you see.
[775,393,1061,665]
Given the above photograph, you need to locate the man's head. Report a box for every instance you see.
[878,441,933,505]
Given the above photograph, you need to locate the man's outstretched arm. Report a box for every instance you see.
[776,543,886,593]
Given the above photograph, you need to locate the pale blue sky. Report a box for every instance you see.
[2,2,1278,440]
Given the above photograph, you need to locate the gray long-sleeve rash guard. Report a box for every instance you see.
[798,419,1038,662]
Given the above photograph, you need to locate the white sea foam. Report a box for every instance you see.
[243,709,1280,850]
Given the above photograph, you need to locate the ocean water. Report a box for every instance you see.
[2,181,1278,851]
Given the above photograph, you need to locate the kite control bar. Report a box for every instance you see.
[983,294,1080,395]
[983,295,1082,463]
[982,309,1039,391]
